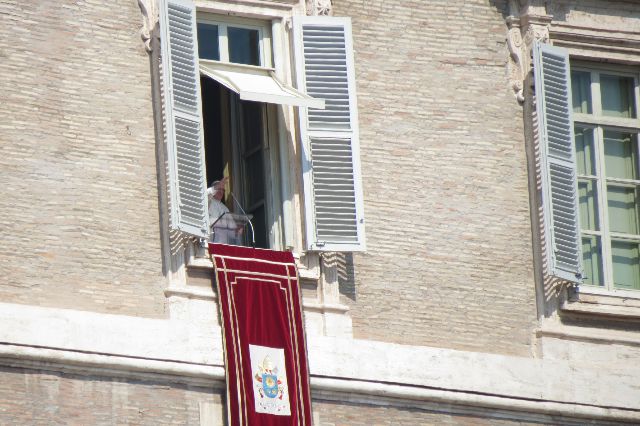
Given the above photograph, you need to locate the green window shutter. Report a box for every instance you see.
[533,41,583,283]
[159,0,209,238]
[293,16,366,252]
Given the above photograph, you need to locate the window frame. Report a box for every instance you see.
[572,62,640,296]
[159,0,366,253]
[197,13,272,68]
[196,12,283,249]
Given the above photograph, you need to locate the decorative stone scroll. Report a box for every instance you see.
[306,0,332,16]
[506,0,551,103]
[138,0,159,52]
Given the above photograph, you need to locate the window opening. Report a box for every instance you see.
[197,15,274,249]
[572,65,640,291]
[201,76,271,249]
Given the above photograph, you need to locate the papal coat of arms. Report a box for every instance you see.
[249,344,291,416]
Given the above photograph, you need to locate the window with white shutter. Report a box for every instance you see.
[570,63,640,292]
[159,0,209,238]
[293,16,366,252]
[158,5,359,251]
[195,14,321,249]
[533,41,583,283]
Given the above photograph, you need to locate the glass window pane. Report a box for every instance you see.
[607,185,640,235]
[600,74,636,118]
[572,71,592,114]
[241,101,263,152]
[249,204,267,249]
[578,180,599,231]
[581,236,604,287]
[197,23,220,60]
[604,131,638,180]
[228,27,260,66]
[574,127,596,176]
[244,151,264,207]
[611,240,640,290]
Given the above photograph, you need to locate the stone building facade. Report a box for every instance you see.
[1,0,639,424]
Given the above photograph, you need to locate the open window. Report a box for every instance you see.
[159,0,365,252]
[197,16,273,248]
[534,41,640,291]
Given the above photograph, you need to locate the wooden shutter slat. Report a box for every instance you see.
[160,0,209,238]
[294,16,366,252]
[533,41,583,283]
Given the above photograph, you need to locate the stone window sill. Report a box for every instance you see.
[186,246,320,281]
[561,289,640,321]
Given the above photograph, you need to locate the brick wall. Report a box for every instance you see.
[0,1,166,317]
[0,366,220,425]
[332,0,539,355]
[314,400,531,426]
[312,400,621,426]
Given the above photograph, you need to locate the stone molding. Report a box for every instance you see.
[2,343,638,424]
[551,24,640,64]
[1,300,640,423]
[2,303,640,405]
[506,0,552,103]
[561,290,640,321]
[306,0,332,16]
[138,0,159,53]
[137,0,300,52]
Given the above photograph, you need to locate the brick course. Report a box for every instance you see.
[0,0,166,317]
[0,366,220,425]
[314,400,532,426]
[332,0,538,355]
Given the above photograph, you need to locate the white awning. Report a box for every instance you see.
[199,60,325,109]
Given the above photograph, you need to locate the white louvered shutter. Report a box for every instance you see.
[159,0,209,238]
[293,16,365,251]
[533,42,582,283]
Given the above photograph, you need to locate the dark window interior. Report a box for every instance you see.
[201,77,269,248]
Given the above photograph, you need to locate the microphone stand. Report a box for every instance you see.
[229,191,255,248]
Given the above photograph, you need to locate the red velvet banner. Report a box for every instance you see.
[209,243,312,426]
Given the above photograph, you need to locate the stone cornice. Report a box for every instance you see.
[137,0,302,52]
[550,24,640,61]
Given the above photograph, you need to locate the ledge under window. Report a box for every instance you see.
[562,287,640,320]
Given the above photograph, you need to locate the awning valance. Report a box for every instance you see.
[199,60,325,109]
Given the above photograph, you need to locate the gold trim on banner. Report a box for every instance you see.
[293,264,313,425]
[214,257,236,426]
[285,266,306,426]
[212,253,295,266]
[229,279,250,423]
[219,257,245,426]
[213,269,295,280]
[231,277,294,418]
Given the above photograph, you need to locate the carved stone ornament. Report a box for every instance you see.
[138,0,159,52]
[505,0,552,103]
[506,17,525,103]
[306,0,332,16]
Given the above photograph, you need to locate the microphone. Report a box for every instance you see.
[229,191,255,248]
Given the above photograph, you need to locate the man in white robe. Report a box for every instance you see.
[208,178,237,244]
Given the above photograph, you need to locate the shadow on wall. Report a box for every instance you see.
[323,252,357,302]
